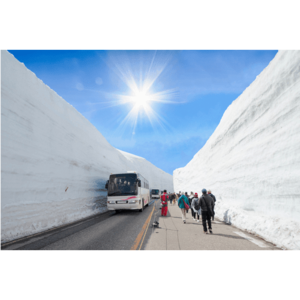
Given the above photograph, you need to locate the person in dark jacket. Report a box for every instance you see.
[200,189,214,234]
[172,193,176,205]
[170,193,175,205]
[208,190,216,220]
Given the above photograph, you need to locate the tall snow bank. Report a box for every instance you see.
[117,150,173,191]
[1,50,173,243]
[173,51,300,250]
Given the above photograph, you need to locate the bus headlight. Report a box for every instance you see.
[107,201,115,204]
[129,200,137,203]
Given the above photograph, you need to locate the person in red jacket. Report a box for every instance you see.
[161,190,169,217]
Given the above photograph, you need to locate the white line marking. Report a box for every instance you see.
[233,231,269,248]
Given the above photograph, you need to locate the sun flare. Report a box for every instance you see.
[103,52,181,135]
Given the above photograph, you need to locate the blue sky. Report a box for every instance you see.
[8,50,278,175]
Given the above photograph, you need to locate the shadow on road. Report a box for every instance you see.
[213,233,245,240]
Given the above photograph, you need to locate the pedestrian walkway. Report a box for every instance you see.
[144,202,280,250]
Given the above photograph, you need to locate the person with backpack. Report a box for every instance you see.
[207,190,216,220]
[161,190,169,217]
[191,192,201,222]
[177,193,190,224]
[200,189,214,234]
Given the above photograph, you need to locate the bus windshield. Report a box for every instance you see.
[108,174,138,196]
[152,189,159,195]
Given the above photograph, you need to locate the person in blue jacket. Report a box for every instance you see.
[177,193,190,224]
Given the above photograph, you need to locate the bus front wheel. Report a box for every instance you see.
[139,200,144,212]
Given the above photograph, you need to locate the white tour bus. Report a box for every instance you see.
[151,189,160,199]
[105,171,150,212]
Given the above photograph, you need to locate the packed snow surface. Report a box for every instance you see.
[174,51,300,250]
[1,50,173,243]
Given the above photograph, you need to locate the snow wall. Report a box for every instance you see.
[174,51,300,250]
[1,50,174,243]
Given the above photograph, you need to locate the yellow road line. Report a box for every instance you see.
[131,204,155,250]
[139,209,153,250]
[139,202,159,250]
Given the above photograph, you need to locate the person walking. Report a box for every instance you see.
[185,192,190,208]
[189,192,194,200]
[200,189,214,234]
[191,192,201,222]
[177,193,190,224]
[172,193,176,205]
[207,190,216,220]
[170,193,174,205]
[175,192,179,205]
[188,192,196,220]
[161,190,169,217]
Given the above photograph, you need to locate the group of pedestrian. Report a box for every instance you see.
[177,189,216,234]
[169,193,176,205]
[159,188,217,235]
[160,192,178,206]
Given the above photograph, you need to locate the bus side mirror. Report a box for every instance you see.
[137,179,141,187]
[105,180,109,189]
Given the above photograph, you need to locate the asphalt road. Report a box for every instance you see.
[2,199,159,250]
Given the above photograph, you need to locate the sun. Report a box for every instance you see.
[132,89,150,108]
[116,82,178,135]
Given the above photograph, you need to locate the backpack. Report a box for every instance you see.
[194,198,200,211]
